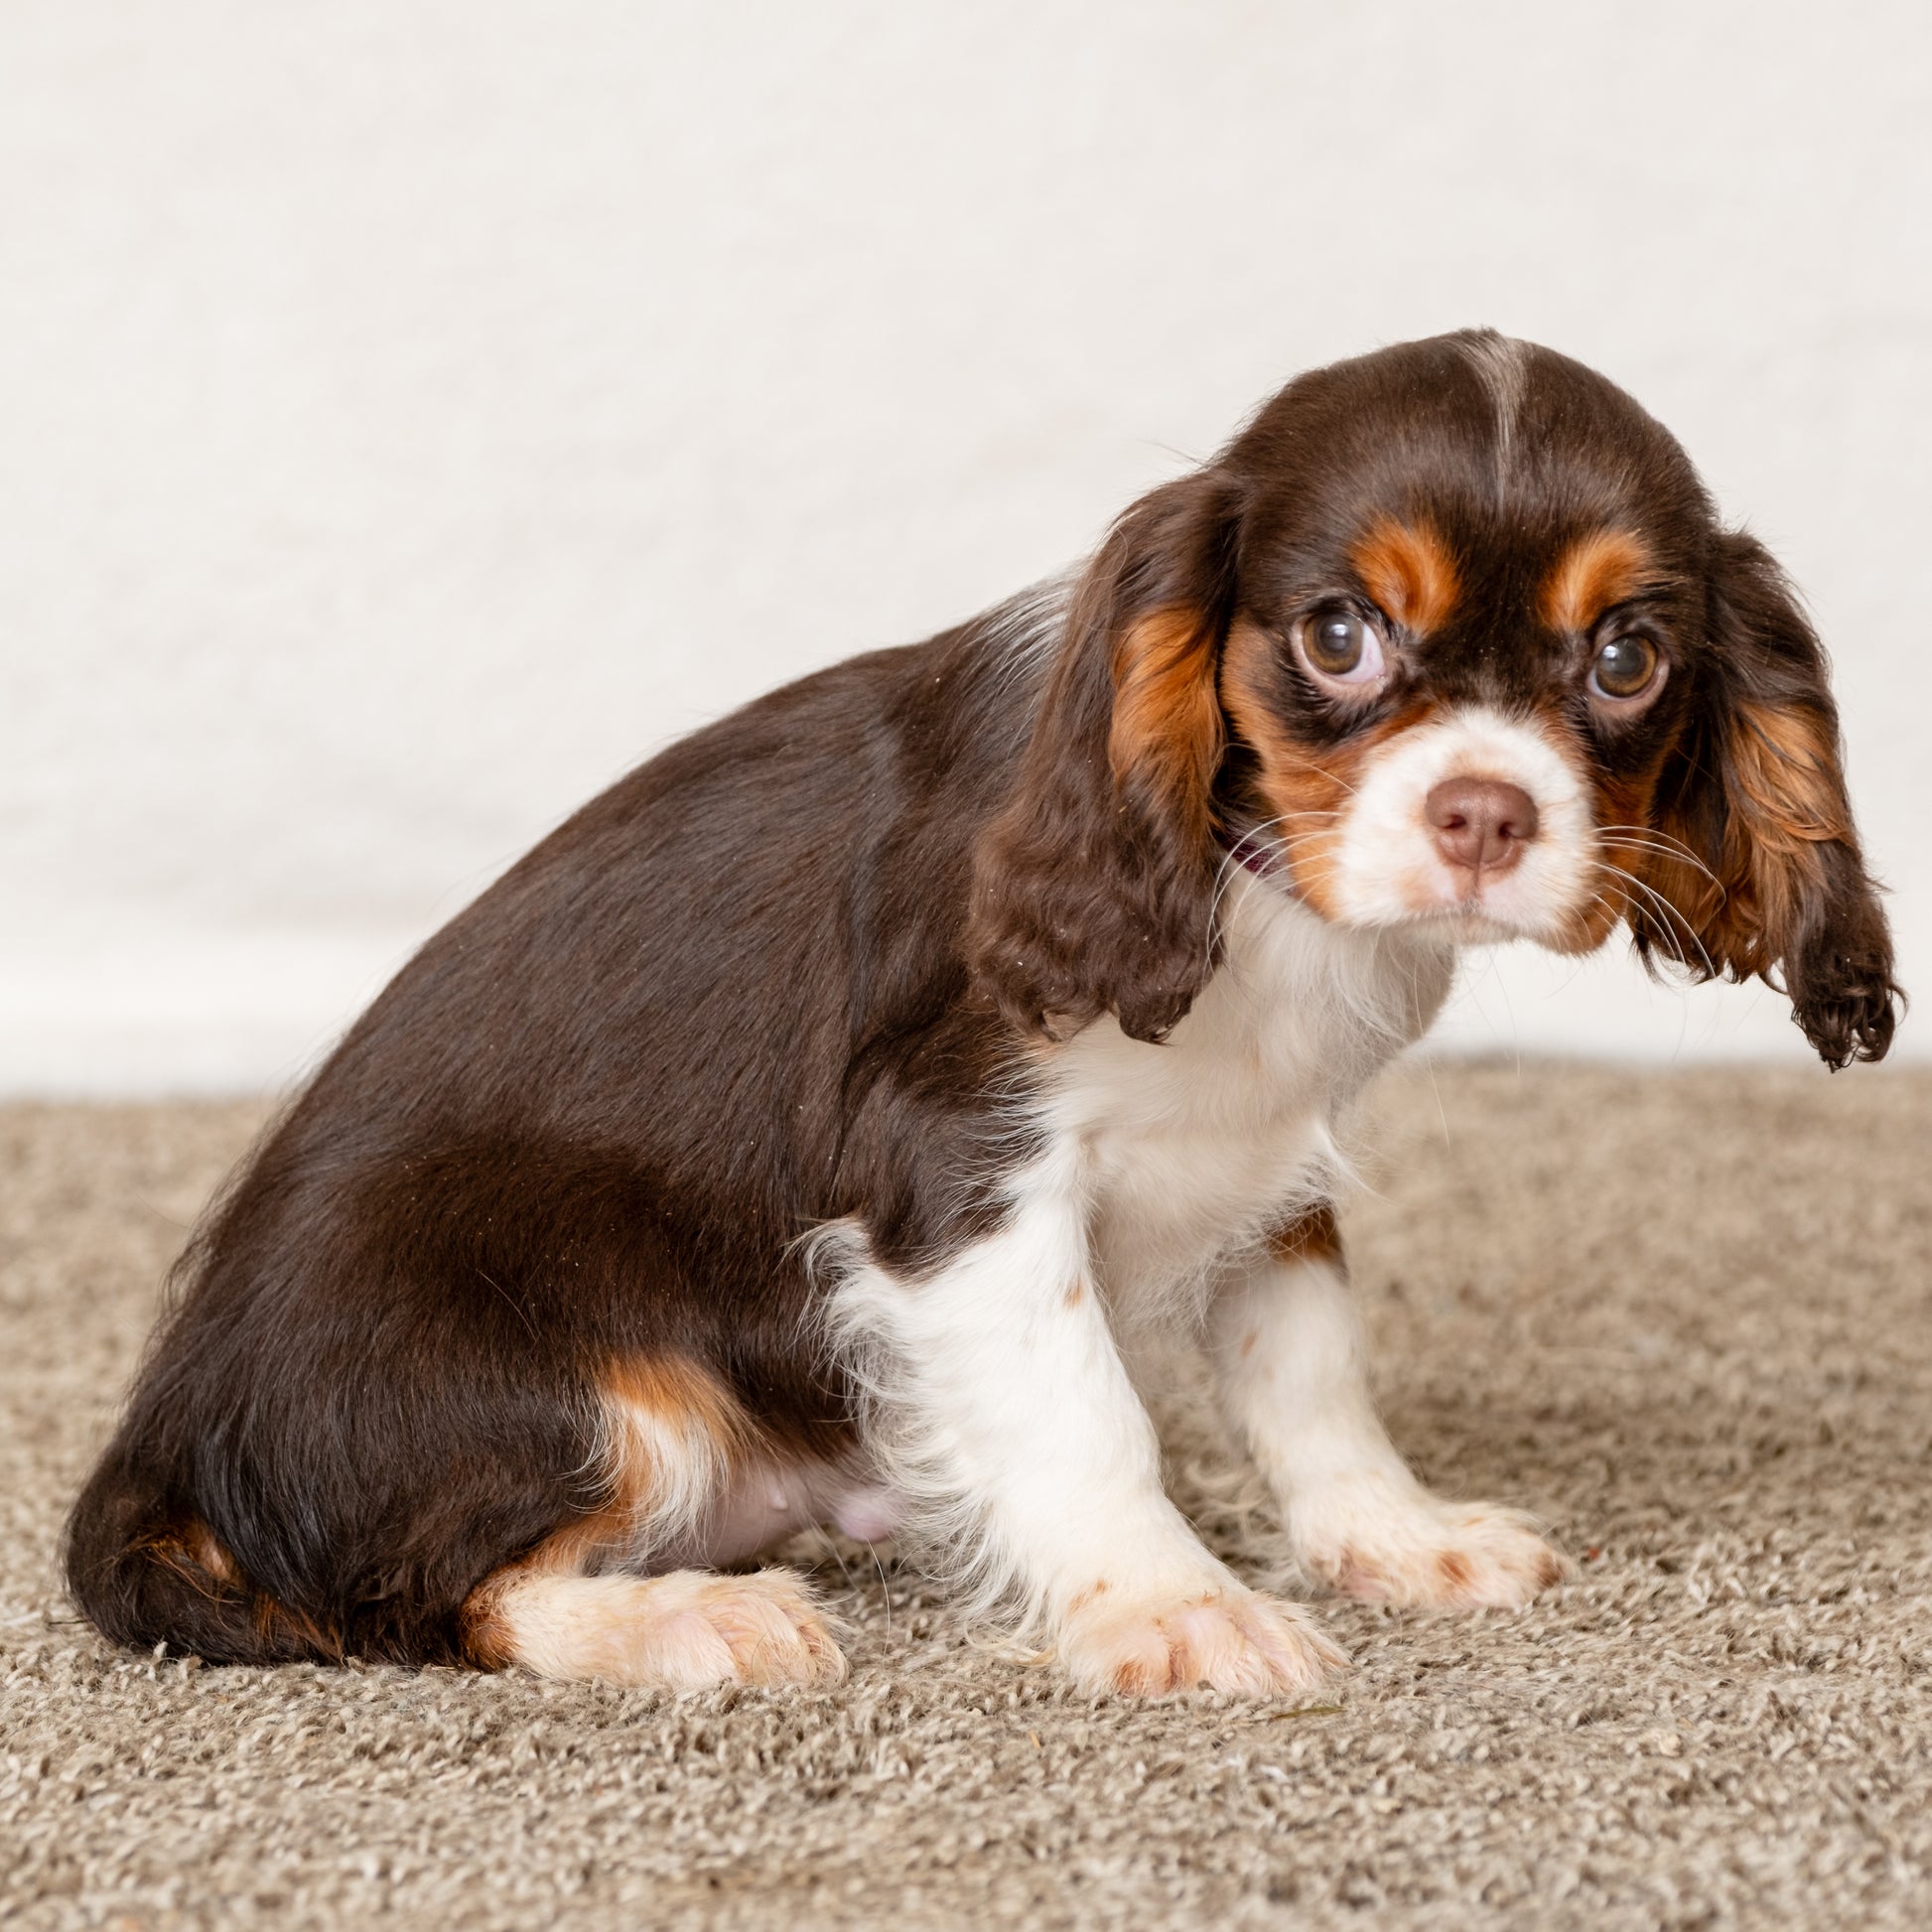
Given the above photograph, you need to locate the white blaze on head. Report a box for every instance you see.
[1459,329,1531,480]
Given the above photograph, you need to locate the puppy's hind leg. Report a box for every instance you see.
[461,1355,845,1689]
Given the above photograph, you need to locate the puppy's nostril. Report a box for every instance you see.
[1425,778,1540,875]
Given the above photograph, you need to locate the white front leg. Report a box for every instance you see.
[832,1153,1342,1696]
[1207,1209,1568,1607]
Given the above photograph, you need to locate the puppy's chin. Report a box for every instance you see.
[1344,901,1592,953]
[1407,905,1549,949]
[1405,891,1615,955]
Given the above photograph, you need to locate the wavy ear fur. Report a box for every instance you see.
[1633,529,1900,1067]
[966,473,1244,1043]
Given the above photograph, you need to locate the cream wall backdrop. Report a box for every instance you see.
[3,0,1927,1093]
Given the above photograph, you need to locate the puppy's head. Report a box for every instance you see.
[969,331,1898,1066]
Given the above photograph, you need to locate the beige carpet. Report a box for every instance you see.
[3,1063,1929,1930]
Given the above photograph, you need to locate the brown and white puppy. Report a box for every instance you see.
[69,332,1898,1697]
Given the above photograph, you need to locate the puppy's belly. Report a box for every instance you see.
[657,1457,901,1569]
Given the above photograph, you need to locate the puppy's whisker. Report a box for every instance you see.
[1284,759,1361,798]
[1597,861,1719,980]
[1594,826,1725,895]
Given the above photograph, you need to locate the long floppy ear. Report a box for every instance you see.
[965,472,1244,1044]
[1631,529,1899,1067]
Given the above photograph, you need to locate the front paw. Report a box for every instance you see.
[1056,1583,1347,1698]
[1294,1477,1571,1609]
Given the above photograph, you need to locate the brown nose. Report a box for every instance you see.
[1425,778,1540,875]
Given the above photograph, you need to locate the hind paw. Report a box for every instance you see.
[470,1566,847,1689]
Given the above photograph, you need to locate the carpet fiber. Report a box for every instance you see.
[3,1063,1929,1929]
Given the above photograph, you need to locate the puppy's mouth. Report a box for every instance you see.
[1223,821,1553,944]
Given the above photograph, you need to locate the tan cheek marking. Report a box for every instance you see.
[1221,621,1381,920]
[1064,1279,1086,1310]
[1223,622,1449,921]
[1563,718,1683,954]
[1109,606,1225,843]
[1540,528,1653,634]
[1266,1202,1343,1270]
[1581,697,1850,973]
[1350,516,1459,634]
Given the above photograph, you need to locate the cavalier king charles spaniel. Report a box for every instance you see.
[70,331,1898,1697]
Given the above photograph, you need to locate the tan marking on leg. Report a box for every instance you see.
[592,1353,760,1555]
[182,1519,237,1585]
[138,1517,241,1593]
[1266,1202,1343,1271]
[601,1354,759,1477]
[465,1351,768,1675]
[134,1518,341,1658]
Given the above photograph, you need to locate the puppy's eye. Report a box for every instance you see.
[1302,611,1386,686]
[1589,635,1659,701]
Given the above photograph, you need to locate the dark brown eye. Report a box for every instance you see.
[1589,634,1659,700]
[1303,610,1385,684]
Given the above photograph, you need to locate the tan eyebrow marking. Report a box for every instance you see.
[1349,516,1459,634]
[1540,528,1654,634]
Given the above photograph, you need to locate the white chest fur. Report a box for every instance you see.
[1043,875,1454,1327]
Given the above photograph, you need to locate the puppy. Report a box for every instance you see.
[69,332,1898,1697]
